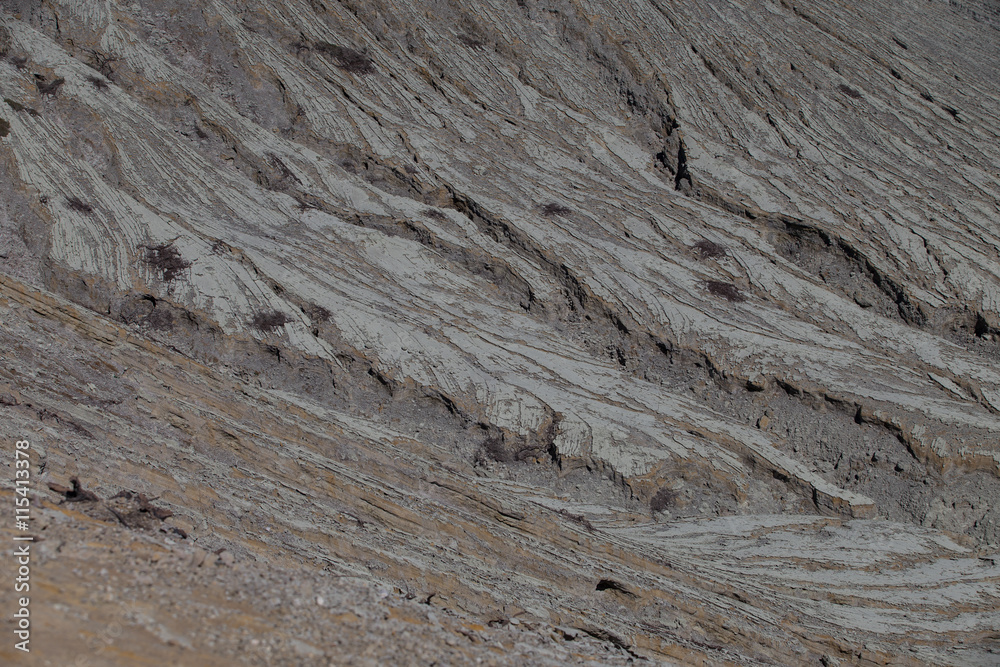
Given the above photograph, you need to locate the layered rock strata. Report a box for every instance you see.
[1,0,1000,663]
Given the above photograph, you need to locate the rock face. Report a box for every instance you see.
[1,0,999,664]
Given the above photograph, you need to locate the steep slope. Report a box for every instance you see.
[1,0,999,664]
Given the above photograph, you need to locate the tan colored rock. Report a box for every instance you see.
[189,548,207,568]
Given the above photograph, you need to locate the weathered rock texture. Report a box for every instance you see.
[1,0,999,664]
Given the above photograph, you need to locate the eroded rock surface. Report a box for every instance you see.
[1,0,999,663]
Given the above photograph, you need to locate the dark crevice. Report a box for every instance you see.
[476,415,561,466]
[762,210,928,325]
[596,578,637,596]
[673,141,692,191]
[692,184,932,330]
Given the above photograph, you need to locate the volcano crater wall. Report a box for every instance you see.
[2,0,1000,664]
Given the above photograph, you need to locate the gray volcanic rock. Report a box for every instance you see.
[1,0,999,664]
